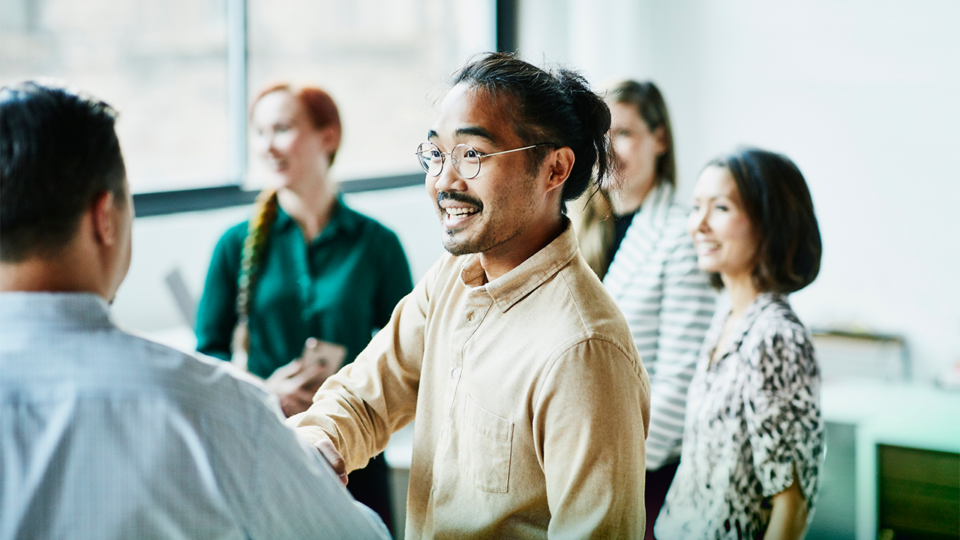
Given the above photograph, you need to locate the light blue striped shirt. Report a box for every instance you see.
[0,292,390,540]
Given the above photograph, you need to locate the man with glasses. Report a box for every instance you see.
[292,53,651,538]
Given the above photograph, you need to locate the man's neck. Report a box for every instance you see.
[478,215,566,282]
[0,250,109,300]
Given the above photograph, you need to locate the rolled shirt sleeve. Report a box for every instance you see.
[743,325,823,504]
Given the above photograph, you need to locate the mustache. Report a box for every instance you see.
[437,191,483,210]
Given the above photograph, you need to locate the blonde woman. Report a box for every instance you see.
[572,80,716,538]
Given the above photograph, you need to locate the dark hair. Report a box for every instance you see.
[605,79,676,188]
[706,148,822,293]
[253,83,342,165]
[452,52,613,212]
[0,81,127,262]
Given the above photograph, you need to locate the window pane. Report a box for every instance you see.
[246,0,496,186]
[0,0,230,193]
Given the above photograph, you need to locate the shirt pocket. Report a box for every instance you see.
[464,394,514,493]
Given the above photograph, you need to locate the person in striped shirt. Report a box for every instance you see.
[572,80,716,539]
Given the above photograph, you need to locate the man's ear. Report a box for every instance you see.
[545,147,576,193]
[91,191,118,247]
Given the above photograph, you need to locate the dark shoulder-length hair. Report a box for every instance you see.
[707,147,822,293]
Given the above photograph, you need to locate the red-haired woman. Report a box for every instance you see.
[196,84,411,532]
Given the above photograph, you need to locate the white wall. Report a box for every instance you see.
[112,184,443,333]
[518,0,960,382]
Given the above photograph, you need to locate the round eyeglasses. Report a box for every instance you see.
[415,142,552,180]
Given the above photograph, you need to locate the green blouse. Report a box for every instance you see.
[195,198,413,379]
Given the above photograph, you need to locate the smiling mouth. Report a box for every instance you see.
[695,241,720,255]
[437,191,482,229]
[445,207,479,218]
[441,205,480,229]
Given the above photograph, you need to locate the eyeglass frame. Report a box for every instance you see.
[415,141,554,180]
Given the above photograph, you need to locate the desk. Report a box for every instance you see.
[812,380,960,540]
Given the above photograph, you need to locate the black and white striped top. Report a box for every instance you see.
[603,184,717,470]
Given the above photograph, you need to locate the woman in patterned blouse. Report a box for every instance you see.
[656,148,823,540]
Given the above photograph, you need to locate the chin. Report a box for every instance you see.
[441,233,478,256]
[267,170,297,188]
[696,259,721,274]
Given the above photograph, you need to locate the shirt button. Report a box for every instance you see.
[451,367,461,379]
[466,311,475,321]
[440,429,447,439]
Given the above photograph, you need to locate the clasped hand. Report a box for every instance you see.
[265,358,330,417]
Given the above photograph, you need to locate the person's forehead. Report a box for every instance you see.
[695,166,738,196]
[253,90,299,121]
[430,84,517,145]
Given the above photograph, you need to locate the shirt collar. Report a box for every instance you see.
[458,218,579,313]
[0,291,113,330]
[635,182,676,230]
[726,291,786,351]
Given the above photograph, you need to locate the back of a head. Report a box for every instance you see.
[709,147,822,293]
[605,79,676,188]
[0,81,126,262]
[452,52,613,211]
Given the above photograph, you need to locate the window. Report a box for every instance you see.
[246,0,496,186]
[1,0,496,196]
[0,0,230,193]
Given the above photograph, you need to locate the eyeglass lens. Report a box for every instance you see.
[416,143,482,179]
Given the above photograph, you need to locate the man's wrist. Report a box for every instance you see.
[292,423,334,447]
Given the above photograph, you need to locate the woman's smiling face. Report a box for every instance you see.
[687,165,760,283]
[250,90,330,189]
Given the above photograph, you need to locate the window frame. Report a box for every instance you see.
[132,0,518,218]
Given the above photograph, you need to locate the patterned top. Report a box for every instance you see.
[656,293,823,539]
[603,184,716,470]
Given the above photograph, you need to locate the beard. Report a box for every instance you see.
[436,191,487,255]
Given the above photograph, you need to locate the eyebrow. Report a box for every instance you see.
[426,126,499,145]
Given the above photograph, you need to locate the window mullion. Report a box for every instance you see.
[227,0,248,186]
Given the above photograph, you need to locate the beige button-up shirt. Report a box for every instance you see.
[293,222,651,539]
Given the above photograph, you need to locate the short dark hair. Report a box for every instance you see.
[605,79,676,188]
[707,148,822,293]
[0,81,126,262]
[452,52,613,212]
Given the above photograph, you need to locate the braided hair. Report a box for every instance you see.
[232,83,342,355]
[233,188,279,353]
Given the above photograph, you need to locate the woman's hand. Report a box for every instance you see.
[764,468,808,540]
[264,359,329,417]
